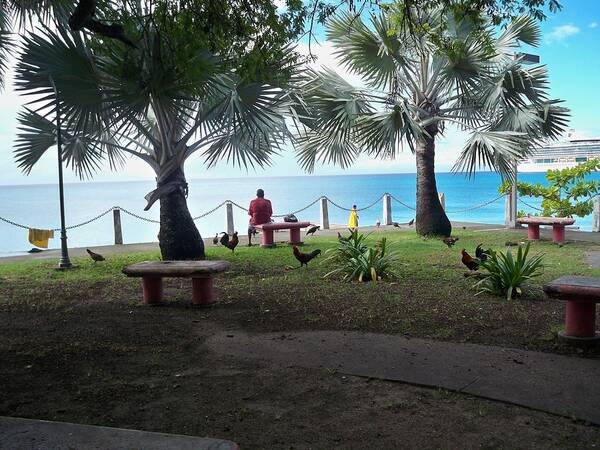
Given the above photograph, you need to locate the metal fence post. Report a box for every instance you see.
[113,208,123,245]
[226,202,235,235]
[438,192,445,211]
[383,193,392,225]
[593,197,600,232]
[320,197,329,229]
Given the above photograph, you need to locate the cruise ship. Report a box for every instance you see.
[518,132,600,172]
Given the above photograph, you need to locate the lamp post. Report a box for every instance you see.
[506,52,540,228]
[50,76,72,269]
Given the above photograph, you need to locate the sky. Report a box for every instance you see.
[0,0,599,186]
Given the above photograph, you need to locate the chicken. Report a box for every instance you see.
[337,232,345,242]
[475,244,492,262]
[86,249,105,262]
[375,218,381,227]
[212,233,219,245]
[442,237,459,248]
[225,232,239,253]
[461,249,479,271]
[219,232,229,247]
[408,218,415,226]
[392,222,400,227]
[306,225,320,236]
[293,246,321,267]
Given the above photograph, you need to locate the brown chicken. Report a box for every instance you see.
[461,249,479,271]
[293,246,321,267]
[225,232,239,253]
[86,249,105,262]
[443,237,459,248]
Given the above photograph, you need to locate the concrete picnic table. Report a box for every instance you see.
[516,216,575,244]
[122,260,230,306]
[255,221,312,247]
[543,275,600,345]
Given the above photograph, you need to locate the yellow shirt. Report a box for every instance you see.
[348,209,358,228]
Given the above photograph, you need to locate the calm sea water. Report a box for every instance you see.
[1,172,598,255]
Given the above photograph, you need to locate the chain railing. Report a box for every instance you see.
[326,194,384,212]
[4,192,586,232]
[445,194,505,214]
[390,194,416,211]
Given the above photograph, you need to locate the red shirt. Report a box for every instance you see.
[248,197,272,225]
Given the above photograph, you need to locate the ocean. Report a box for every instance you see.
[1,171,599,256]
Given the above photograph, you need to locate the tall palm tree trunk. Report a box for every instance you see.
[415,131,452,237]
[158,168,205,260]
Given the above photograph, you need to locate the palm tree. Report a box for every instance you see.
[12,13,292,260]
[293,6,568,236]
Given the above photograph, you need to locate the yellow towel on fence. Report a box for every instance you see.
[28,228,55,248]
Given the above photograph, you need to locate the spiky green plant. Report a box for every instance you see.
[324,230,399,282]
[475,242,543,300]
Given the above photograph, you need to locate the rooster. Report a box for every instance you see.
[212,233,219,245]
[86,249,105,262]
[225,232,239,253]
[461,249,479,271]
[475,244,492,262]
[306,225,320,236]
[293,246,321,267]
[392,222,400,227]
[219,232,229,247]
[442,237,459,248]
[408,218,414,226]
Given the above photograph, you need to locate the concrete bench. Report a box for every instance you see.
[123,260,230,306]
[517,216,575,244]
[543,276,600,345]
[255,221,312,247]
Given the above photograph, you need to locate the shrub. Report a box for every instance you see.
[323,230,399,282]
[499,160,600,218]
[475,242,543,300]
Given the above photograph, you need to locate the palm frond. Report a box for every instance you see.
[452,130,527,180]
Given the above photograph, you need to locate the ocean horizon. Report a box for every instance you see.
[1,171,598,256]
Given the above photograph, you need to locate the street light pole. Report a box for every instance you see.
[50,76,72,269]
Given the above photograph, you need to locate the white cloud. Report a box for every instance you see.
[545,23,580,44]
[589,22,598,29]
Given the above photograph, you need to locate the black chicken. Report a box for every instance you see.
[475,244,492,262]
[219,232,229,247]
[306,225,320,236]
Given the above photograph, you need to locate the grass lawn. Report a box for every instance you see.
[1,229,599,448]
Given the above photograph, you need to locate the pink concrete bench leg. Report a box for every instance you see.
[289,228,302,245]
[192,277,216,306]
[141,277,163,304]
[261,229,275,247]
[552,225,566,244]
[527,224,540,240]
[564,301,597,337]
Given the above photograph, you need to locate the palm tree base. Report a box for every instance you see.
[159,190,205,260]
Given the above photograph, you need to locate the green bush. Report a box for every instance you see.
[499,160,600,218]
[323,230,399,282]
[474,242,544,300]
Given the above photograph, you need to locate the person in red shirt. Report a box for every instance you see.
[247,189,272,246]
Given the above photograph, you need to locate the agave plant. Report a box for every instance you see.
[324,230,399,282]
[475,242,544,300]
[293,6,568,237]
